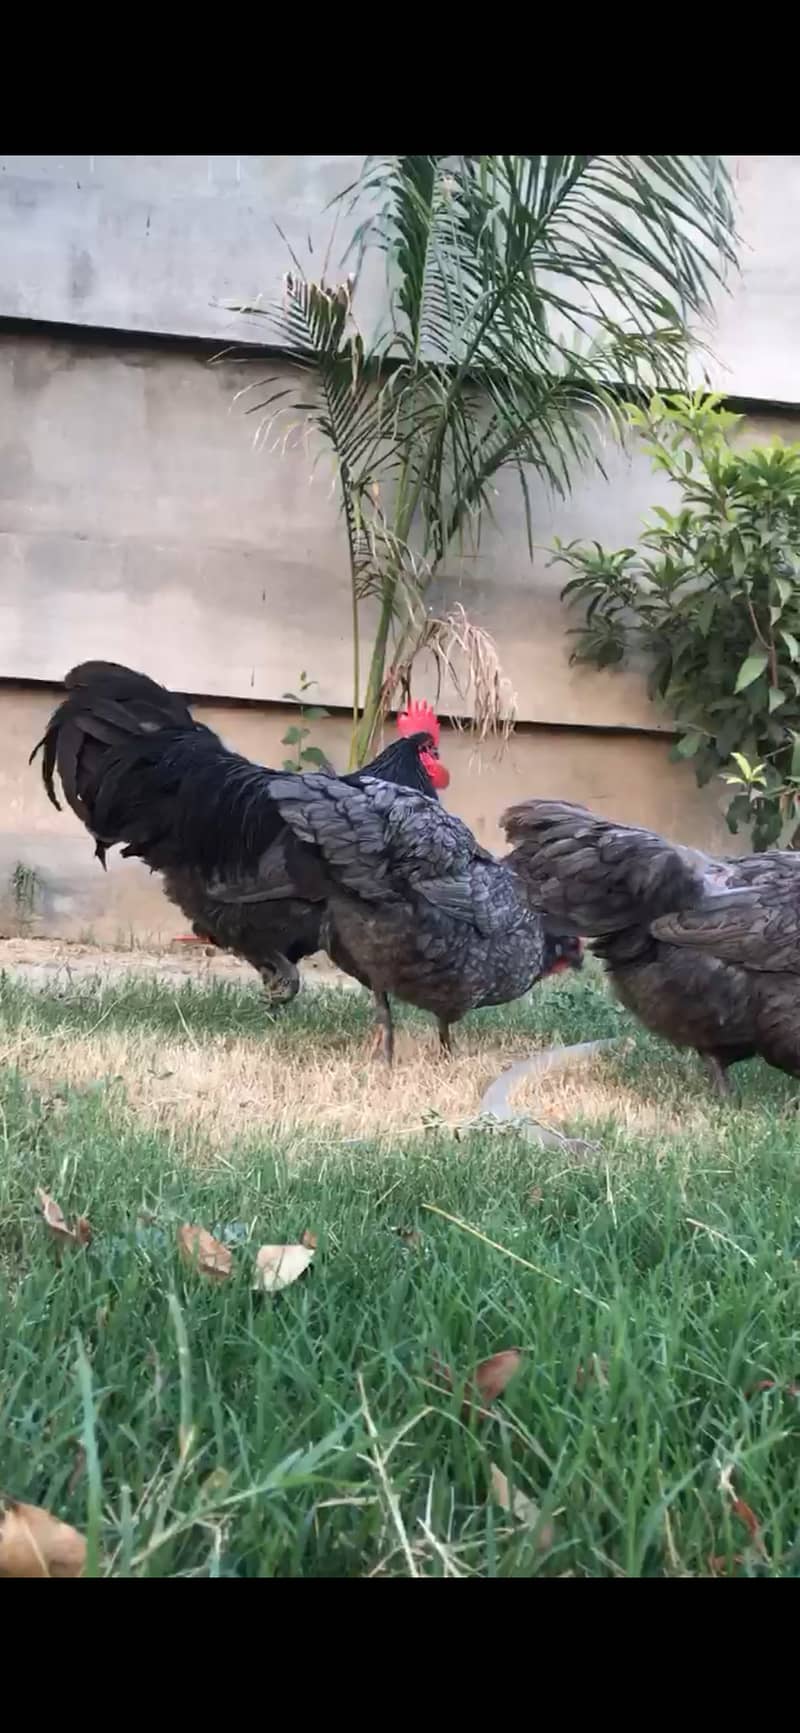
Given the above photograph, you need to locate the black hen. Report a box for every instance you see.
[501,798,800,1095]
[32,661,450,1007]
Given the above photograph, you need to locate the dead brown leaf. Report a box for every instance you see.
[731,1496,766,1554]
[430,1347,522,1422]
[177,1224,232,1281]
[708,1551,746,1575]
[717,1462,769,1563]
[253,1243,314,1294]
[36,1188,92,1250]
[0,1495,86,1578]
[37,1188,72,1242]
[489,1462,555,1551]
[394,1227,422,1249]
[528,1187,543,1205]
[472,1349,522,1406]
[300,1229,318,1251]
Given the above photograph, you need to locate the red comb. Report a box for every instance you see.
[396,698,439,746]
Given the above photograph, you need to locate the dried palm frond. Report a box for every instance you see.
[380,604,517,753]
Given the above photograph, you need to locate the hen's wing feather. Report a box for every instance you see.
[268,772,504,933]
[652,885,800,972]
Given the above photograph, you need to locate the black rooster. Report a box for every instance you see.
[32,663,450,1017]
[258,768,583,1060]
[501,798,800,1095]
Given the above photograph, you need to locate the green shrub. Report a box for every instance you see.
[557,392,800,849]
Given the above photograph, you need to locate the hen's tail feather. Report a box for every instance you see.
[32,663,291,881]
[30,662,201,840]
[34,663,445,893]
[501,798,716,935]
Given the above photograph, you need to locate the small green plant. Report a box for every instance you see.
[281,673,334,774]
[9,862,40,924]
[557,392,800,849]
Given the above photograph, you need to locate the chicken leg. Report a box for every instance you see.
[701,1053,735,1101]
[437,1017,454,1057]
[370,992,395,1066]
[701,1045,756,1102]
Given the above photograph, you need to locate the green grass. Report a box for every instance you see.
[1,969,800,1577]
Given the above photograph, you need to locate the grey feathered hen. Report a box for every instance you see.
[265,771,582,1061]
[500,798,800,1096]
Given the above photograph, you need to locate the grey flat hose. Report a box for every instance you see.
[476,1037,625,1149]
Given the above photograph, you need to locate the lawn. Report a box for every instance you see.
[1,965,799,1577]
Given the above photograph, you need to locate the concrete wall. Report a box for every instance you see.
[3,328,798,729]
[1,685,735,943]
[0,156,378,347]
[696,156,800,402]
[1,155,798,398]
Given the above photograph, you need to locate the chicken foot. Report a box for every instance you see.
[254,951,301,1007]
[191,923,300,1008]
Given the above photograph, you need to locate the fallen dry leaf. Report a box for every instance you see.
[709,1552,746,1576]
[0,1495,86,1578]
[717,1462,768,1562]
[528,1187,543,1205]
[36,1188,92,1249]
[489,1463,555,1551]
[430,1348,522,1422]
[731,1496,765,1549]
[300,1228,318,1251]
[472,1349,522,1406]
[253,1243,314,1293]
[177,1224,232,1281]
[37,1189,72,1242]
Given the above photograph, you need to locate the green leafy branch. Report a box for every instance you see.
[558,391,800,848]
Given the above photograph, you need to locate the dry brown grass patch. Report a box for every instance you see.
[512,1065,715,1140]
[3,1015,661,1150]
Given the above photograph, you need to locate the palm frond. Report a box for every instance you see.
[227,156,737,760]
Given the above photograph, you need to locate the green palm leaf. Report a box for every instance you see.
[225,155,737,762]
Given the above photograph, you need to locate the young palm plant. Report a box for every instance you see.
[225,156,737,767]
